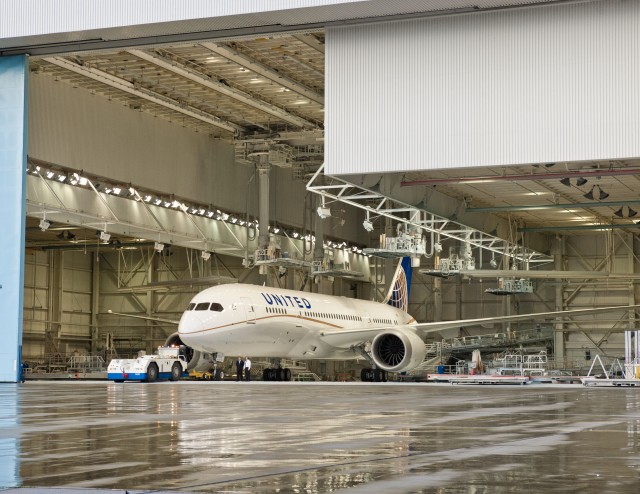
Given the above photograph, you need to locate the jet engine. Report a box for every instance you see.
[164,332,215,372]
[370,327,427,373]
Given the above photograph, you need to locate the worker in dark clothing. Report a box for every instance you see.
[235,357,244,381]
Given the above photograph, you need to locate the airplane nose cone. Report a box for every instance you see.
[178,311,204,335]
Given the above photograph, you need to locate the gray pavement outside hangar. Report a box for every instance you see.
[1,381,640,493]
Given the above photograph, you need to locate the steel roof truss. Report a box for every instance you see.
[126,49,317,130]
[307,165,552,264]
[44,57,243,134]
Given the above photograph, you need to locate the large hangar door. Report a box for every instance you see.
[325,1,640,175]
[0,55,28,382]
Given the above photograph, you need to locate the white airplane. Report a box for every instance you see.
[111,259,640,382]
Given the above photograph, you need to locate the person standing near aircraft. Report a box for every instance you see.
[244,357,252,381]
[235,357,244,381]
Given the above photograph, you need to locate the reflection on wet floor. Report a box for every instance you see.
[1,381,640,493]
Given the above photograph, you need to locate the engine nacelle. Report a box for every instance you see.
[164,332,215,372]
[371,327,427,373]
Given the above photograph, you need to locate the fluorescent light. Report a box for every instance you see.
[112,187,121,195]
[46,171,55,179]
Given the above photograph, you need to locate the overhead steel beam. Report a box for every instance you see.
[459,269,640,280]
[401,167,640,186]
[307,165,553,265]
[200,42,324,105]
[291,33,325,54]
[519,223,640,233]
[44,57,243,134]
[468,199,640,213]
[127,49,318,129]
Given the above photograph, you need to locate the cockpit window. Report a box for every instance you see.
[187,303,196,310]
[210,303,224,312]
[195,302,210,311]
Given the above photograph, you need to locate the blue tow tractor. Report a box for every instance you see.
[107,346,187,382]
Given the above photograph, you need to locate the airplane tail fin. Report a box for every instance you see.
[383,256,413,312]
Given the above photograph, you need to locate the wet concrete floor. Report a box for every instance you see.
[1,381,640,493]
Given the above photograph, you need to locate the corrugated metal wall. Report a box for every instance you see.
[326,0,640,174]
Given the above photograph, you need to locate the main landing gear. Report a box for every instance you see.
[350,343,388,382]
[262,367,292,381]
[360,368,388,382]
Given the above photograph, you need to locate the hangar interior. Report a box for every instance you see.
[10,0,640,381]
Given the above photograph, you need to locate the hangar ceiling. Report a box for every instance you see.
[23,4,640,264]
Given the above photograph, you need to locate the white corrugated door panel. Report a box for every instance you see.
[326,0,640,174]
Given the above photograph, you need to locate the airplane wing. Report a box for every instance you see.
[319,304,640,342]
[105,310,180,325]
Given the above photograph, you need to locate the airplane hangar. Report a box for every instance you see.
[2,0,640,382]
[4,1,640,492]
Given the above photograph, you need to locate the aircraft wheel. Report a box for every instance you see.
[263,368,271,381]
[145,363,159,383]
[282,368,292,381]
[374,369,382,382]
[170,362,182,381]
[215,370,224,381]
[361,368,374,382]
[274,368,283,381]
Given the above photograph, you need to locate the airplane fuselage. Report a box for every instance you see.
[178,284,416,360]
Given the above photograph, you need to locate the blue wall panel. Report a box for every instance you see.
[0,56,28,382]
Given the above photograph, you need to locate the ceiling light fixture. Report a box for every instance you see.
[201,251,211,261]
[154,242,165,253]
[629,207,638,218]
[39,218,50,231]
[560,177,571,187]
[576,177,588,186]
[362,211,374,232]
[99,231,111,243]
[583,186,595,200]
[614,207,624,218]
[317,197,331,218]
